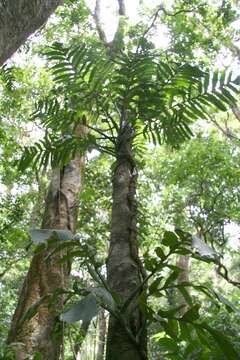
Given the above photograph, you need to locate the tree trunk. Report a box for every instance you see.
[74,321,91,360]
[0,0,61,65]
[96,310,106,360]
[176,254,190,314]
[106,123,147,360]
[7,127,85,360]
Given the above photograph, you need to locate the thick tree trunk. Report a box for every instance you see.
[7,128,85,360]
[96,310,106,360]
[0,0,61,65]
[106,123,147,360]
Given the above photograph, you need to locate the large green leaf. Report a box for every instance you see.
[91,287,117,312]
[181,304,201,322]
[162,231,179,249]
[153,336,179,353]
[201,323,239,360]
[61,294,99,323]
[192,235,218,261]
[29,229,73,244]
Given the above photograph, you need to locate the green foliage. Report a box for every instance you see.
[61,294,99,323]
[0,65,15,91]
[29,228,73,244]
[143,134,240,248]
[162,0,238,63]
[1,2,240,359]
[49,229,239,360]
[19,41,240,170]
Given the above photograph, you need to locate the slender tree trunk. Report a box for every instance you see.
[0,0,61,65]
[96,310,106,360]
[74,321,91,360]
[7,126,85,360]
[176,255,190,314]
[106,123,147,360]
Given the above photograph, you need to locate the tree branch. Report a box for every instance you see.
[92,0,127,56]
[93,0,108,45]
[117,0,126,16]
[217,263,240,288]
[137,3,204,52]
[209,115,240,142]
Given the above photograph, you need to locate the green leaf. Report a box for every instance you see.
[149,278,162,294]
[182,304,201,322]
[174,229,192,245]
[162,231,179,249]
[213,292,238,313]
[219,70,225,87]
[61,294,99,323]
[192,235,218,261]
[29,229,73,244]
[158,305,184,318]
[155,247,166,259]
[201,323,239,360]
[163,269,182,289]
[203,72,210,93]
[156,337,179,352]
[179,321,193,341]
[34,243,47,254]
[91,287,116,312]
[221,88,237,105]
[33,353,42,360]
[233,75,240,85]
[206,94,227,111]
[212,70,218,91]
[177,285,193,306]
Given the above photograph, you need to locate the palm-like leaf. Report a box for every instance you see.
[0,65,15,91]
[19,45,240,170]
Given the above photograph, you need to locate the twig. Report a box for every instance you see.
[85,123,115,143]
[93,0,108,45]
[209,115,240,142]
[137,4,204,53]
[217,263,240,288]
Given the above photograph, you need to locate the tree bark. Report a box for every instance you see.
[72,320,90,360]
[7,126,85,360]
[176,255,190,314]
[0,0,61,65]
[96,310,106,360]
[106,123,147,360]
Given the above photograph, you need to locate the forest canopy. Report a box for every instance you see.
[0,1,240,359]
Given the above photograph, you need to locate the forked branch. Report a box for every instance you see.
[92,0,127,55]
[137,3,205,52]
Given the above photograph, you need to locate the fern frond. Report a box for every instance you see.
[19,132,97,172]
[0,65,15,91]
